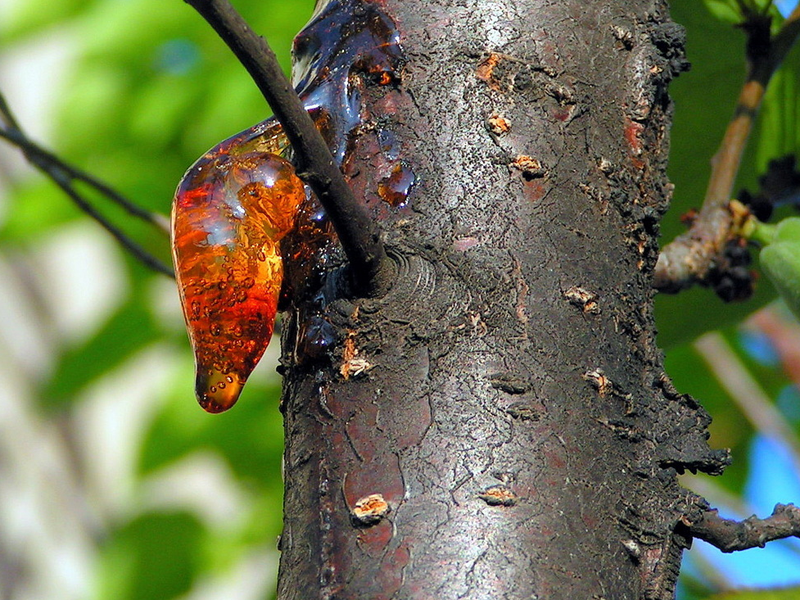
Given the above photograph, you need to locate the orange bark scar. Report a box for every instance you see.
[477,52,503,90]
[340,333,374,379]
[351,493,391,525]
[478,485,518,506]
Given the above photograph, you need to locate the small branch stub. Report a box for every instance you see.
[584,368,612,397]
[487,114,511,135]
[621,539,641,562]
[689,503,800,553]
[510,155,547,180]
[340,334,373,379]
[341,357,373,380]
[565,286,600,314]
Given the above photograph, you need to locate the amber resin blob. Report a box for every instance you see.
[172,135,304,413]
[172,0,405,413]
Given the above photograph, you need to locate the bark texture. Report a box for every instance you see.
[278,1,728,598]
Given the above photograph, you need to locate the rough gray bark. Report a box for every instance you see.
[278,1,727,598]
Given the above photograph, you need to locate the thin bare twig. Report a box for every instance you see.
[683,473,800,558]
[0,91,21,130]
[43,165,174,277]
[0,91,174,278]
[655,6,800,292]
[0,127,170,235]
[184,0,394,297]
[690,503,800,552]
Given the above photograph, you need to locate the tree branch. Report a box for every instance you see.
[184,0,394,297]
[0,91,174,278]
[654,5,800,293]
[689,503,800,553]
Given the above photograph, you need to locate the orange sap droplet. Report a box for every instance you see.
[172,141,305,413]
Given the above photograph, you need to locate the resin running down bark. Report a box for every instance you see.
[172,0,404,412]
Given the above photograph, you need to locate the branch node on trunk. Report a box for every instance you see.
[688,503,800,552]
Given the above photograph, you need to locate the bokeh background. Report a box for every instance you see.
[0,1,798,599]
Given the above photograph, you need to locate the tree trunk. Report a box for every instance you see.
[278,1,728,598]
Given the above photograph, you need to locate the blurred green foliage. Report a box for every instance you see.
[1,1,312,599]
[702,0,784,29]
[661,4,800,598]
[96,511,204,600]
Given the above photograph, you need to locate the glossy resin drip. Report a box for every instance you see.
[172,141,304,413]
[293,0,403,160]
[378,161,416,207]
[284,0,405,299]
[172,0,403,412]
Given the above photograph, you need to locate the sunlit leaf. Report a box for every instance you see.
[703,0,784,29]
[703,0,747,24]
[0,178,80,241]
[1,0,85,41]
[55,63,131,156]
[755,43,800,174]
[128,74,204,149]
[139,374,284,485]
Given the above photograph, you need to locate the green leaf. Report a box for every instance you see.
[94,512,203,600]
[55,62,131,157]
[127,75,204,150]
[77,0,196,68]
[0,178,81,241]
[41,289,160,407]
[702,0,783,28]
[1,0,86,42]
[182,68,270,153]
[137,369,286,540]
[139,374,284,484]
[755,42,800,174]
[770,217,800,243]
[760,242,800,317]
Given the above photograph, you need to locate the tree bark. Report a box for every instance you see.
[278,1,728,598]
